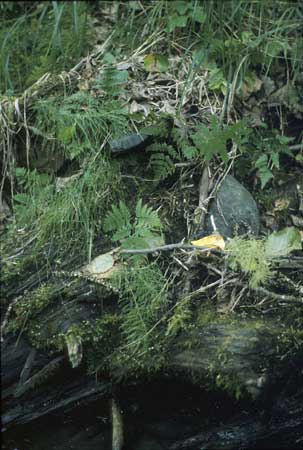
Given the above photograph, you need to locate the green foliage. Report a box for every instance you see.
[94,66,129,97]
[0,2,90,94]
[226,237,272,288]
[110,261,169,375]
[166,298,192,337]
[37,155,122,257]
[190,117,249,164]
[167,1,206,33]
[13,168,53,228]
[12,152,123,260]
[252,132,294,189]
[103,199,162,249]
[146,143,179,181]
[33,91,130,161]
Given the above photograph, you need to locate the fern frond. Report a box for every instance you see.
[111,262,168,356]
[103,201,132,241]
[135,199,162,236]
[146,143,179,181]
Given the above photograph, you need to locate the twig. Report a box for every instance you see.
[251,286,301,304]
[120,243,220,254]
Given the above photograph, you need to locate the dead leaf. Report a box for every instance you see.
[191,233,225,250]
[84,252,115,275]
[144,54,169,73]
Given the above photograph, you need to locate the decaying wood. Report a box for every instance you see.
[168,389,303,450]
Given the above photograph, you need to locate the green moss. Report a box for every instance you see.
[6,283,55,334]
[226,237,272,288]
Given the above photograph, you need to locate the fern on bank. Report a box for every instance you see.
[103,199,163,249]
[110,261,169,373]
[146,143,179,181]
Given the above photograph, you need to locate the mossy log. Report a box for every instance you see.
[1,313,291,430]
[1,334,111,431]
[169,321,278,399]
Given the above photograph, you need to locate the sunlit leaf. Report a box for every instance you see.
[191,233,225,250]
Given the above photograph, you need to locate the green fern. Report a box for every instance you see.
[103,199,163,249]
[171,127,198,160]
[146,143,179,181]
[111,262,168,359]
[135,199,162,236]
[94,66,128,97]
[103,200,132,241]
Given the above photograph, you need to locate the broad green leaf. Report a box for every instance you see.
[144,54,169,73]
[174,1,191,15]
[265,227,302,258]
[193,6,206,24]
[168,13,188,32]
[258,168,273,189]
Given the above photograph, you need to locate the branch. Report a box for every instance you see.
[120,243,220,254]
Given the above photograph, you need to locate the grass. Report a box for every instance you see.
[0,2,90,95]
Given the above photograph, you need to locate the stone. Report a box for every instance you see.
[202,175,260,238]
[110,133,149,154]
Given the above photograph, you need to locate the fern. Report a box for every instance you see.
[94,66,128,97]
[135,199,162,236]
[226,237,273,288]
[190,117,249,165]
[103,199,163,249]
[103,200,132,241]
[146,143,179,181]
[171,127,198,160]
[111,262,168,359]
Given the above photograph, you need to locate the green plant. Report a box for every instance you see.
[253,133,294,189]
[167,1,206,33]
[110,260,169,373]
[189,116,249,164]
[13,167,53,228]
[226,237,272,288]
[103,199,163,249]
[33,91,130,161]
[146,143,179,181]
[0,2,90,94]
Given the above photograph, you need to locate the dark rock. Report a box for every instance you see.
[110,133,149,154]
[202,175,260,238]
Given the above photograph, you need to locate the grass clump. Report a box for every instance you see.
[32,91,130,161]
[0,2,91,94]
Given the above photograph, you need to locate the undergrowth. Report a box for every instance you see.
[226,237,273,288]
[0,2,91,94]
[109,260,170,377]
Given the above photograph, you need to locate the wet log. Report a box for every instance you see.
[168,389,303,449]
[169,321,278,399]
[1,334,111,431]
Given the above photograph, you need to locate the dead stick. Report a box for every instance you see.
[120,244,219,254]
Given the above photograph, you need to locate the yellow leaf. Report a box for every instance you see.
[191,233,225,250]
